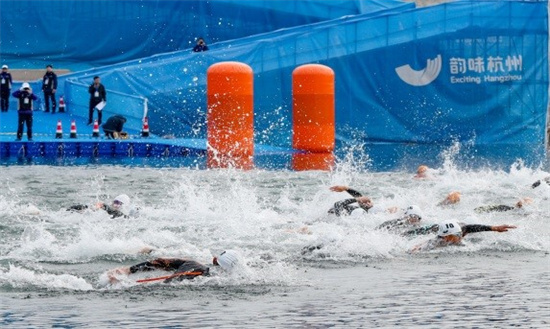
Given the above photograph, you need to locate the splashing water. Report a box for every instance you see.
[0,145,548,327]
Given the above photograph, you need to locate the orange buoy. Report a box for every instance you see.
[207,62,254,169]
[292,64,335,170]
[292,152,335,171]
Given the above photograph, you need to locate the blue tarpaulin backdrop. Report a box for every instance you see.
[0,0,411,70]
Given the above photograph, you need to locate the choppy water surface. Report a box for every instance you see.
[0,158,549,328]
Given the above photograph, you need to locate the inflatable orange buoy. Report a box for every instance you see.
[207,62,254,169]
[292,64,335,153]
[292,64,335,170]
[292,152,335,171]
[69,120,77,139]
[55,120,63,139]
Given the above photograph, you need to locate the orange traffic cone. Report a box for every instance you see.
[55,120,63,139]
[69,120,77,138]
[59,96,66,113]
[141,117,150,137]
[92,120,100,137]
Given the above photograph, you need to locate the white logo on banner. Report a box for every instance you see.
[395,55,442,87]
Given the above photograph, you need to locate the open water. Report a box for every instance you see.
[0,153,549,328]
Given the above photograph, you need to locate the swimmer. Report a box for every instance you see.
[414,165,430,179]
[411,221,516,252]
[437,191,461,206]
[474,198,532,213]
[67,194,135,218]
[327,185,374,216]
[107,250,240,284]
[531,176,550,188]
[376,205,430,234]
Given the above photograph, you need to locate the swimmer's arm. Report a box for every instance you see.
[329,185,363,197]
[345,188,363,198]
[67,204,88,211]
[475,205,514,213]
[101,204,125,218]
[403,224,438,236]
[461,224,517,237]
[410,238,441,253]
[376,218,400,230]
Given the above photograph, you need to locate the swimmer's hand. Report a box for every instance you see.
[492,225,517,232]
[107,267,130,284]
[330,185,349,192]
[94,202,105,210]
[138,247,154,254]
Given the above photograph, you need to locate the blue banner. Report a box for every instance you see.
[2,0,547,164]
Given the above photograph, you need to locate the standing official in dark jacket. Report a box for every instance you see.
[0,65,13,112]
[192,37,209,52]
[12,82,38,141]
[41,64,57,113]
[88,76,106,125]
[102,114,127,139]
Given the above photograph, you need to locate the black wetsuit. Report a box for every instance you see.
[474,205,515,213]
[403,224,439,236]
[129,258,209,282]
[377,218,410,231]
[328,188,371,216]
[532,176,550,188]
[67,203,125,218]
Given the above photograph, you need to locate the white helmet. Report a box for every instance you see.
[404,205,423,219]
[114,194,130,206]
[216,250,240,271]
[21,82,31,90]
[437,221,462,237]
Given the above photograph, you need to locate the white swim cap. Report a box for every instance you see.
[114,194,130,206]
[21,82,30,89]
[437,221,462,237]
[216,250,240,271]
[404,205,423,219]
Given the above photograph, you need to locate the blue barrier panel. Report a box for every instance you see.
[130,143,152,157]
[0,0,411,71]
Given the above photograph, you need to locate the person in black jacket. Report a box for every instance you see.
[41,64,57,113]
[0,64,13,112]
[102,114,127,139]
[12,82,38,141]
[192,37,209,52]
[88,76,107,125]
